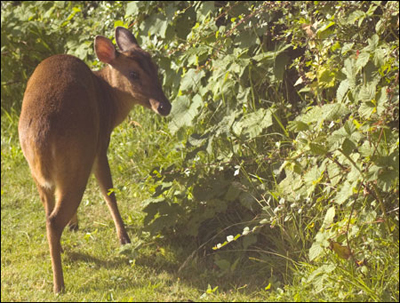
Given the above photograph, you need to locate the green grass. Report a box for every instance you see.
[1,108,268,301]
[2,106,398,301]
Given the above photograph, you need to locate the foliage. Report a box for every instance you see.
[1,1,399,301]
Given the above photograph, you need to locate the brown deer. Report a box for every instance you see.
[18,27,171,293]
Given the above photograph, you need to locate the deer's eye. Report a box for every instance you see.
[129,71,139,80]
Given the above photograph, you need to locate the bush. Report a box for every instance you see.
[2,1,398,300]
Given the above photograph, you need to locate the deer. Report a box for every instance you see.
[18,26,171,293]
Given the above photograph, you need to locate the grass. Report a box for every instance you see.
[2,106,398,301]
[1,107,269,301]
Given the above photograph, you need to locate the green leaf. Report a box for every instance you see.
[342,138,357,156]
[323,206,336,228]
[356,52,370,72]
[343,120,356,135]
[239,192,256,210]
[125,2,140,16]
[169,95,202,133]
[215,259,231,271]
[318,67,335,88]
[358,83,376,102]
[234,29,257,48]
[337,79,349,102]
[233,108,273,140]
[309,242,324,261]
[274,53,289,81]
[343,58,356,87]
[322,103,350,121]
[341,42,354,55]
[346,10,365,25]
[288,121,309,132]
[358,101,376,118]
[180,69,206,92]
[300,106,323,124]
[365,34,379,52]
[373,48,386,67]
[316,21,335,37]
[309,143,328,155]
[327,162,342,187]
[335,181,354,205]
[378,169,398,192]
[225,183,241,202]
[242,233,257,249]
[376,88,388,115]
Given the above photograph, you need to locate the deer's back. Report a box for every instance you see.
[19,54,103,187]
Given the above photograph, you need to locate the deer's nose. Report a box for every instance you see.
[157,101,171,116]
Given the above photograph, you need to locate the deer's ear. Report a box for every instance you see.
[94,36,117,64]
[115,26,140,51]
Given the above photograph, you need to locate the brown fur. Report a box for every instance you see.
[18,27,171,293]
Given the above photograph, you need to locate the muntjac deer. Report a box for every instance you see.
[18,27,171,293]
